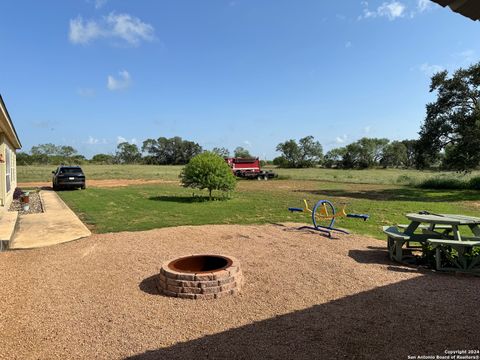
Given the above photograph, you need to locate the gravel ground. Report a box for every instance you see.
[0,224,479,360]
[8,190,44,215]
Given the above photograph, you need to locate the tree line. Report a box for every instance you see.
[16,137,257,166]
[17,135,423,169]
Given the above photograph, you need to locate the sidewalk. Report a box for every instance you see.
[9,190,91,249]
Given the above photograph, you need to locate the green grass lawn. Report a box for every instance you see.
[17,164,184,182]
[57,180,480,239]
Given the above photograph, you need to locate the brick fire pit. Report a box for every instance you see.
[156,254,243,300]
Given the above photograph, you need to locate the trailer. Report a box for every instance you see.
[225,157,276,180]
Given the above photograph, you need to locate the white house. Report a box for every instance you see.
[0,94,22,209]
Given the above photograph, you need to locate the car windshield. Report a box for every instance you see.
[59,167,83,174]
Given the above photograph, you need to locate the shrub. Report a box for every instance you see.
[396,174,415,185]
[180,152,236,200]
[468,176,480,190]
[417,177,467,190]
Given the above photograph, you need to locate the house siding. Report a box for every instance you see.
[0,134,17,208]
[0,95,21,210]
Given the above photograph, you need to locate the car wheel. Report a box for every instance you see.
[81,184,86,190]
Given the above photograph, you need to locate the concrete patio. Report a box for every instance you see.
[9,190,91,250]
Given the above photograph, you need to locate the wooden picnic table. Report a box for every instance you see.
[404,213,480,240]
[384,213,480,274]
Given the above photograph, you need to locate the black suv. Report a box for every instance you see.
[52,166,86,190]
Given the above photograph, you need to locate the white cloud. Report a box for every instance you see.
[419,62,445,76]
[117,136,137,144]
[378,1,406,20]
[360,1,406,20]
[364,126,371,134]
[106,13,155,45]
[86,136,107,145]
[69,12,155,46]
[107,70,131,91]
[69,16,103,44]
[417,0,432,12]
[244,140,252,147]
[335,135,347,144]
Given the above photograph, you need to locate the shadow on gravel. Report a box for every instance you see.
[125,274,480,360]
[348,248,392,265]
[139,274,161,296]
[349,248,430,274]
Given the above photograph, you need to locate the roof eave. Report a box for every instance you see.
[0,94,22,149]
[431,0,480,21]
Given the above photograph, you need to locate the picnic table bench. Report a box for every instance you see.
[383,225,446,263]
[427,239,480,273]
[384,213,480,274]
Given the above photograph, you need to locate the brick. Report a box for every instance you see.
[201,286,221,294]
[177,280,199,288]
[228,266,239,276]
[198,280,218,288]
[167,285,182,293]
[211,270,230,280]
[218,277,234,286]
[167,278,183,287]
[176,273,196,281]
[195,273,215,281]
[181,287,202,294]
[177,293,196,300]
[162,290,178,298]
[196,293,215,300]
[158,273,167,283]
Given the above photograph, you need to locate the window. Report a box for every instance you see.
[5,148,11,193]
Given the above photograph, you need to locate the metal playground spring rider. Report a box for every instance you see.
[288,199,369,237]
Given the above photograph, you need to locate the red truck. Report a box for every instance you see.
[225,157,276,180]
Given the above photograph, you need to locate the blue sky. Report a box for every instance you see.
[1,0,479,159]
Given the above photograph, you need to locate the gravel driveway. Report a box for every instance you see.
[1,224,478,359]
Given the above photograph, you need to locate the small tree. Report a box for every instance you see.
[276,136,323,168]
[212,147,230,158]
[180,152,236,200]
[380,141,407,168]
[234,146,251,158]
[116,142,142,164]
[91,153,116,164]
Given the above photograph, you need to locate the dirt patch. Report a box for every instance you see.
[18,179,179,189]
[0,223,478,359]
